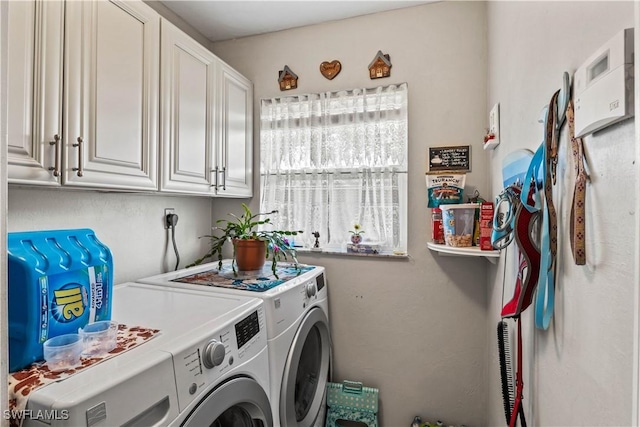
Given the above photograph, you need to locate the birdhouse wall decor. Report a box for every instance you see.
[320,60,342,80]
[368,51,392,79]
[278,65,298,91]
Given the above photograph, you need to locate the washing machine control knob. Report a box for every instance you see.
[306,282,317,298]
[203,340,226,369]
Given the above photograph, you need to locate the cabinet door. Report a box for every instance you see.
[7,0,63,185]
[216,64,253,198]
[64,0,159,190]
[159,20,216,195]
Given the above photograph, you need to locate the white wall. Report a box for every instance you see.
[486,2,635,426]
[7,189,213,284]
[211,2,490,425]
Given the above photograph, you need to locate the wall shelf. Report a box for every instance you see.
[427,242,500,264]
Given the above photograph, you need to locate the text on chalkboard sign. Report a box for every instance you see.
[428,145,471,172]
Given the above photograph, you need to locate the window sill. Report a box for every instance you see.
[295,247,409,259]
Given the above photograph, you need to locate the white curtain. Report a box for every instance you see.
[260,83,408,251]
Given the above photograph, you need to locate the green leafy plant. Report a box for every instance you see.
[349,223,365,237]
[188,203,303,278]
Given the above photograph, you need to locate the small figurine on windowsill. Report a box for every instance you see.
[311,231,321,251]
[349,224,364,245]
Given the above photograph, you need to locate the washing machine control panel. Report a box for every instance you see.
[171,305,267,412]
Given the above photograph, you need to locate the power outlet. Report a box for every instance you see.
[164,208,175,229]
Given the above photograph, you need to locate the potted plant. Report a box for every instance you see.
[188,203,303,278]
[349,223,365,244]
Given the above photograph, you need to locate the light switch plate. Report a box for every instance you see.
[485,103,500,150]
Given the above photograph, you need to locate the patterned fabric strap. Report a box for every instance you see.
[544,90,560,259]
[567,100,587,265]
[535,90,560,331]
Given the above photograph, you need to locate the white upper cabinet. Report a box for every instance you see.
[63,0,159,190]
[215,63,253,198]
[8,0,159,190]
[159,19,216,195]
[159,20,254,198]
[7,0,252,196]
[7,0,64,185]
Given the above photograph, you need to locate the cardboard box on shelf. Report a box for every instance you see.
[431,208,444,244]
[479,202,495,250]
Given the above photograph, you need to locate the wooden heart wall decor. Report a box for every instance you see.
[320,60,341,80]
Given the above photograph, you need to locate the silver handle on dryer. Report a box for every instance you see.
[203,340,226,369]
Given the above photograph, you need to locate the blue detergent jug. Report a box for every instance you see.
[8,229,113,372]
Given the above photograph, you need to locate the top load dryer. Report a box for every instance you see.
[137,261,331,427]
[24,282,272,427]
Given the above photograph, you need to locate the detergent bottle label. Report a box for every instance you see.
[39,264,111,343]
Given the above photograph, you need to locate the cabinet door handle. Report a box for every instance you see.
[221,166,226,190]
[211,166,219,189]
[72,136,84,177]
[48,134,61,177]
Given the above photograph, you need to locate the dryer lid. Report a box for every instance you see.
[113,282,261,338]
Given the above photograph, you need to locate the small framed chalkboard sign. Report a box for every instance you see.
[428,145,471,172]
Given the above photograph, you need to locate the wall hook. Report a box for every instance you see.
[537,71,571,127]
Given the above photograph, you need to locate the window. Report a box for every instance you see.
[260,83,408,254]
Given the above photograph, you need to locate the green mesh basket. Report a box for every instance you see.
[326,380,379,413]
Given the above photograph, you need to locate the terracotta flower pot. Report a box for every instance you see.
[234,239,267,271]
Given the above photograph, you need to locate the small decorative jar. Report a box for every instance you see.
[350,235,362,245]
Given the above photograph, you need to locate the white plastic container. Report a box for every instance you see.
[43,334,83,372]
[440,203,478,247]
[79,320,119,356]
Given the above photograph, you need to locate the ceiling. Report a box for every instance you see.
[159,1,433,42]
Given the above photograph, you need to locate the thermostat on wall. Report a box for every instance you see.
[573,28,634,138]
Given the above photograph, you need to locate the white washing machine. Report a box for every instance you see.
[24,282,272,427]
[137,262,331,427]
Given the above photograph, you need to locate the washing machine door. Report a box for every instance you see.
[280,307,331,427]
[181,376,272,427]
